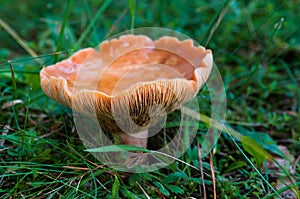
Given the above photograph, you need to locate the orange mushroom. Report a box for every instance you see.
[40,35,213,149]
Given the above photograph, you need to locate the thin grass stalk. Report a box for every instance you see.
[197,142,206,199]
[54,0,72,63]
[74,0,113,50]
[8,60,20,130]
[128,0,136,34]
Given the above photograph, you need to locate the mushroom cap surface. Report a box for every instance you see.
[40,35,213,134]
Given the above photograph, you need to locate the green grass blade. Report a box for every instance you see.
[23,86,32,129]
[74,0,113,50]
[85,144,151,153]
[228,133,282,198]
[54,0,72,63]
[67,142,99,198]
[0,69,40,74]
[85,145,200,171]
[8,60,20,130]
[112,174,120,199]
[128,0,136,33]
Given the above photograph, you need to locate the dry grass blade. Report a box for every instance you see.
[136,181,150,199]
[105,8,128,38]
[210,152,217,199]
[63,166,91,171]
[0,18,41,64]
[1,99,24,109]
[0,125,9,146]
[204,0,233,47]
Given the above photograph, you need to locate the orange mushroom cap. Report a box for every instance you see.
[40,35,213,142]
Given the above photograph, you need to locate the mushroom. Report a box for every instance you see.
[40,35,213,149]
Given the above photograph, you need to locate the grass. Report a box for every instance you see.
[0,0,299,198]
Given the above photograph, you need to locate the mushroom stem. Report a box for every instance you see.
[117,129,148,148]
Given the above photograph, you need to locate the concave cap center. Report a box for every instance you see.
[71,48,196,95]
